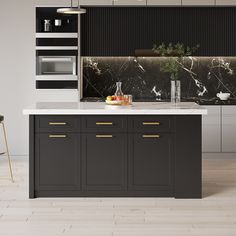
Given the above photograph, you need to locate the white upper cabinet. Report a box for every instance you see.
[80,0,113,5]
[202,106,221,153]
[222,107,236,152]
[113,0,146,5]
[216,0,236,5]
[147,0,181,6]
[182,0,215,5]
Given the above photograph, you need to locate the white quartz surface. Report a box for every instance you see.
[23,102,207,115]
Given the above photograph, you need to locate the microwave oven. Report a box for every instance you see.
[36,56,77,80]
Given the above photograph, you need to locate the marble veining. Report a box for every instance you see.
[82,57,236,102]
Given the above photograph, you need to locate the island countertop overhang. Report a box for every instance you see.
[23,102,207,115]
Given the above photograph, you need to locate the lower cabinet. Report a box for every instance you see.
[222,107,236,152]
[202,106,221,153]
[82,133,127,191]
[128,133,173,191]
[35,133,80,191]
[32,115,199,198]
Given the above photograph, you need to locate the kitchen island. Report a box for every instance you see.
[23,102,207,199]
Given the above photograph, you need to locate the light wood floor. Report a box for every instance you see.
[0,157,236,236]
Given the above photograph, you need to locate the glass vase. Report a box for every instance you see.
[171,80,181,104]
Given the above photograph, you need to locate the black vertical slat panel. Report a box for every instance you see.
[81,7,236,56]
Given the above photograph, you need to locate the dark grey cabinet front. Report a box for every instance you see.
[35,133,80,191]
[128,133,173,191]
[82,133,127,191]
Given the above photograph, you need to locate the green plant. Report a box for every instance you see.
[152,43,199,80]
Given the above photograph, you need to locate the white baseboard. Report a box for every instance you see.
[203,153,236,159]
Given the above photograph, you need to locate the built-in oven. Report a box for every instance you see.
[36,55,77,80]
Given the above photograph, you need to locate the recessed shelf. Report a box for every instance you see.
[36,33,78,38]
[36,75,78,81]
[36,46,78,50]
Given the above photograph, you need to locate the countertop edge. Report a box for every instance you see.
[23,109,207,115]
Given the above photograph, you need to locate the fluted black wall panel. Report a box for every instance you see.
[81,7,236,56]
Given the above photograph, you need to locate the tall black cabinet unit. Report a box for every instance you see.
[35,7,79,89]
[30,115,202,199]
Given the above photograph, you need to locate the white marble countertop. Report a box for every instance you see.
[23,102,207,115]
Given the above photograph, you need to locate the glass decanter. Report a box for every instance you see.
[115,82,124,100]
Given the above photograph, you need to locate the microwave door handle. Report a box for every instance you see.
[41,57,72,62]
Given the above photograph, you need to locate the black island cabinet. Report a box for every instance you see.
[30,115,202,199]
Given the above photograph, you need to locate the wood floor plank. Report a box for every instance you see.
[0,157,236,235]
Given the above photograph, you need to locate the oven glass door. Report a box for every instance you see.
[37,56,77,76]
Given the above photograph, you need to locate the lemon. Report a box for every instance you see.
[106,96,113,101]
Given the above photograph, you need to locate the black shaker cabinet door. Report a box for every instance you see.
[35,133,80,191]
[82,133,127,191]
[128,133,173,191]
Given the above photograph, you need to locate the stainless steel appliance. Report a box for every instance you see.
[36,56,77,80]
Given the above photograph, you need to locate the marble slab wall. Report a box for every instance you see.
[82,57,236,101]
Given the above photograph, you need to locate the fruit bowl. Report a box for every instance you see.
[105,95,132,106]
[105,100,123,105]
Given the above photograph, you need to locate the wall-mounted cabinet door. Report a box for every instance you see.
[35,133,80,191]
[222,107,236,152]
[202,106,221,153]
[216,0,236,5]
[80,0,113,5]
[182,0,215,5]
[147,0,181,6]
[113,0,146,5]
[128,133,173,191]
[82,133,127,191]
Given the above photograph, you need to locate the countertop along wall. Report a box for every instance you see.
[0,0,79,156]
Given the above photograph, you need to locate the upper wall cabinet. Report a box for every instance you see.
[80,0,113,5]
[147,0,181,5]
[182,0,215,5]
[216,0,236,5]
[113,0,146,5]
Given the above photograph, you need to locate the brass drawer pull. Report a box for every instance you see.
[142,135,160,138]
[49,135,67,138]
[96,135,113,138]
[143,122,160,125]
[96,122,113,125]
[49,122,67,125]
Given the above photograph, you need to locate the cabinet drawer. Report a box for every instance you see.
[36,116,80,132]
[128,116,173,132]
[81,116,127,132]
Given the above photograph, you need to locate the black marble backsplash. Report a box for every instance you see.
[82,57,236,102]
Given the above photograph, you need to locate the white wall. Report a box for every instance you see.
[0,0,79,156]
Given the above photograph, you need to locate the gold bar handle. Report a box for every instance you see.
[96,122,113,125]
[142,122,160,125]
[49,135,67,138]
[142,135,160,138]
[96,135,113,138]
[49,122,67,125]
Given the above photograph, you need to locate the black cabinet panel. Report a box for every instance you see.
[36,115,80,132]
[35,133,80,191]
[128,133,173,191]
[81,116,127,132]
[128,116,173,133]
[82,133,127,191]
[81,7,236,56]
[175,115,202,198]
[36,81,78,89]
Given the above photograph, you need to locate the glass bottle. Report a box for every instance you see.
[44,19,52,32]
[115,82,124,100]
